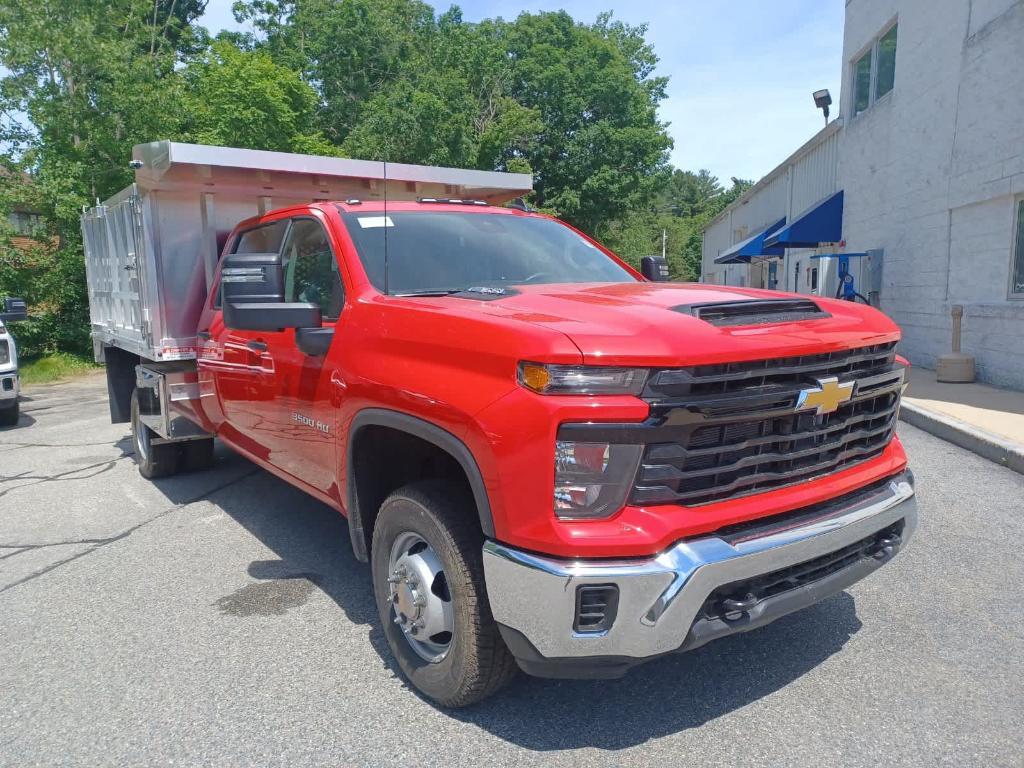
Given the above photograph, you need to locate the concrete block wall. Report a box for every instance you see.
[840,0,1024,388]
[701,0,1024,387]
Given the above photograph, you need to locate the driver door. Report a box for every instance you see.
[261,215,346,494]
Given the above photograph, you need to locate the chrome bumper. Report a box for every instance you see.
[483,472,916,676]
[0,370,18,401]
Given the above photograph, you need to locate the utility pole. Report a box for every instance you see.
[662,228,666,259]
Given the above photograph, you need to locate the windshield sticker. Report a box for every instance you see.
[357,216,394,229]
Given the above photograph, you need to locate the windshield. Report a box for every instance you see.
[340,211,637,294]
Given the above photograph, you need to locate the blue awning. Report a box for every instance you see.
[714,217,787,264]
[764,190,843,249]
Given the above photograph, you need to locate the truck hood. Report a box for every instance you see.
[480,282,900,367]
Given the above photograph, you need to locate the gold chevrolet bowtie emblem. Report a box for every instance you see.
[795,376,855,416]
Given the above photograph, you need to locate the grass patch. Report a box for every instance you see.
[19,353,99,386]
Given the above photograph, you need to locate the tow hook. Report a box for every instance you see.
[721,592,758,621]
[872,533,902,561]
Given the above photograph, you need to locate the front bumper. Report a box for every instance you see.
[483,470,916,679]
[0,369,18,403]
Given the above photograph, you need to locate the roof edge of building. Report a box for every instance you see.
[705,118,844,232]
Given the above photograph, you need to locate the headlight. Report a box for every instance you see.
[518,362,647,395]
[554,440,642,519]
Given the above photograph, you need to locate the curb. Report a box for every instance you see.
[899,401,1024,475]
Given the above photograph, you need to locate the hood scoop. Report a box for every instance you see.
[673,298,830,327]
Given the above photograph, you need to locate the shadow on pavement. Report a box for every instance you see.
[0,408,36,430]
[151,443,862,751]
[454,594,860,750]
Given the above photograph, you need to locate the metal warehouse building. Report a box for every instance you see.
[702,0,1024,389]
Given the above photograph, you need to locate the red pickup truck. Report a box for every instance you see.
[84,142,916,706]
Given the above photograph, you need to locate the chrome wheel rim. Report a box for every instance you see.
[134,409,150,462]
[387,531,454,663]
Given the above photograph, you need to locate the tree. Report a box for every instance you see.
[1,1,751,356]
[235,4,673,232]
[497,11,672,232]
[233,0,437,144]
[0,0,203,355]
[181,41,334,154]
[599,171,753,281]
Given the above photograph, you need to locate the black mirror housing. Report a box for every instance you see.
[224,302,322,331]
[641,256,670,282]
[0,296,27,322]
[295,327,335,356]
[220,252,284,303]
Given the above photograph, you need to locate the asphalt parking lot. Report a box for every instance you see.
[1,373,1022,767]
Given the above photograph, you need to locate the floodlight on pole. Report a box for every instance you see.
[813,89,832,126]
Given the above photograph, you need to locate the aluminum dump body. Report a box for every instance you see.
[81,141,533,362]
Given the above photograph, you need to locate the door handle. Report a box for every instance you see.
[329,369,347,407]
[246,340,268,353]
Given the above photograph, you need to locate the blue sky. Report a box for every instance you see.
[200,0,844,184]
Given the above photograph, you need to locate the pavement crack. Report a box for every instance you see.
[0,457,129,499]
[0,467,261,596]
[0,439,129,448]
[0,533,132,549]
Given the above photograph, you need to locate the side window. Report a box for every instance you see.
[281,218,344,321]
[234,220,289,254]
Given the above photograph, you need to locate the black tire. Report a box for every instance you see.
[371,480,517,707]
[130,389,179,479]
[180,438,215,472]
[0,400,18,427]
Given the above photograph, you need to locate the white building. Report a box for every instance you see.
[702,0,1024,389]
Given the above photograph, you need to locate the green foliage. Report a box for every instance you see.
[234,3,671,231]
[0,0,206,355]
[18,352,99,386]
[181,41,334,153]
[599,173,753,281]
[0,1,752,357]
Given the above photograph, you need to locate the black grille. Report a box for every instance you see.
[0,339,8,365]
[633,342,902,506]
[674,299,829,327]
[573,584,619,633]
[700,520,905,621]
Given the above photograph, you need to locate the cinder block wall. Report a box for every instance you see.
[841,0,1024,388]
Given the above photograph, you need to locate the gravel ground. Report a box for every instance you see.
[1,373,1022,767]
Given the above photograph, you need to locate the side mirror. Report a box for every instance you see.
[641,256,670,282]
[224,301,322,332]
[220,252,285,304]
[0,297,27,322]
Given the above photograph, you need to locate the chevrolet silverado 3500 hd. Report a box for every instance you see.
[83,142,916,706]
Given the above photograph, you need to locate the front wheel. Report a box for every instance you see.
[371,480,517,707]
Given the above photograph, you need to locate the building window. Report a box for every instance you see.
[1012,200,1024,297]
[875,25,898,100]
[811,267,819,291]
[852,22,898,115]
[7,211,43,235]
[854,51,872,114]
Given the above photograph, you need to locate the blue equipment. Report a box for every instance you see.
[811,252,869,303]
